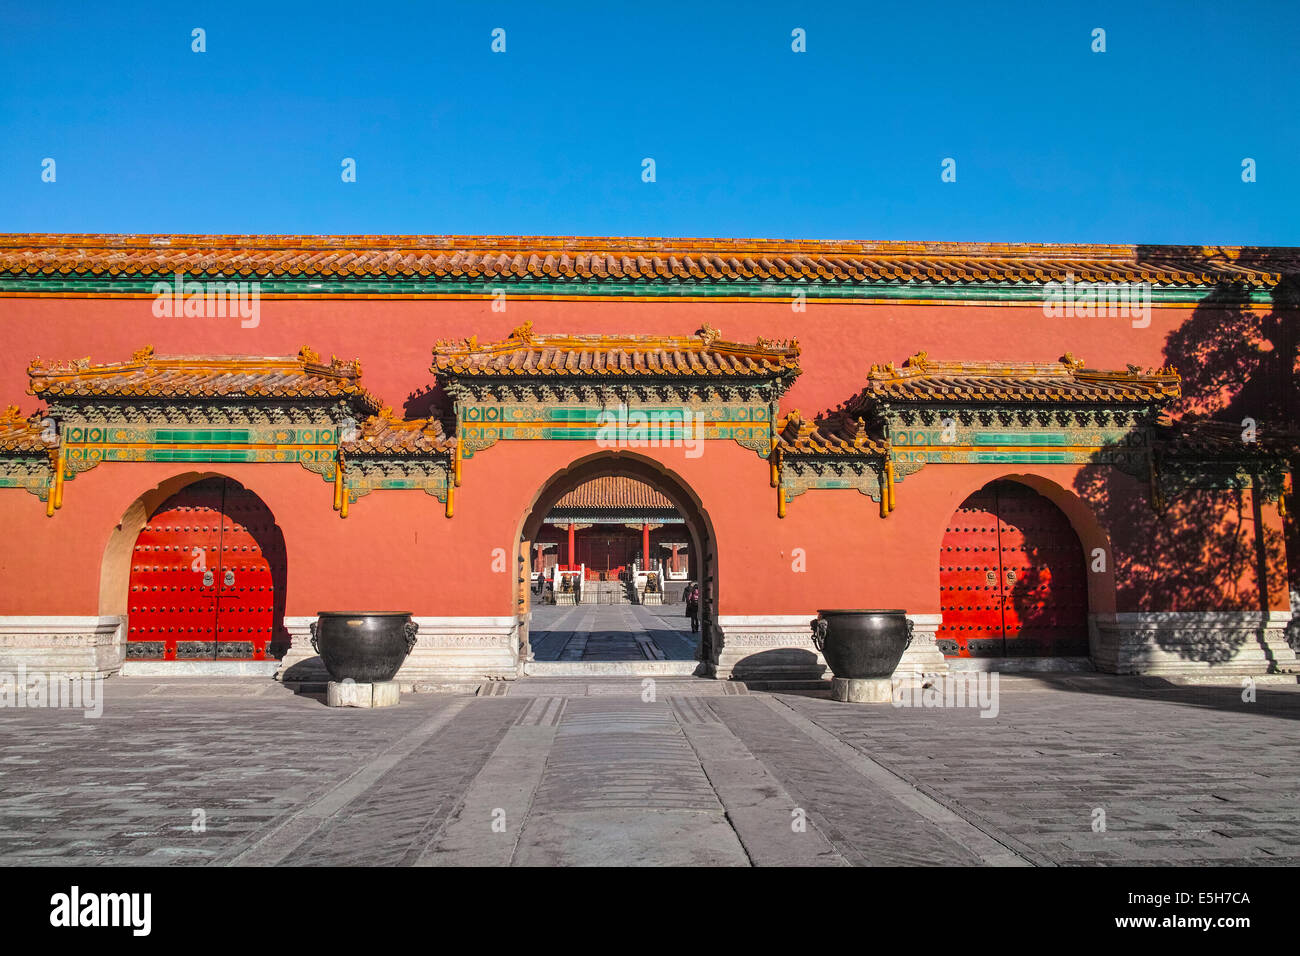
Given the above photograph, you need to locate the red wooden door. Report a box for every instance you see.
[213,483,279,660]
[995,483,1089,656]
[937,481,1087,658]
[127,478,279,661]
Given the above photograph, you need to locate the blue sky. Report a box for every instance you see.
[1,1,1296,244]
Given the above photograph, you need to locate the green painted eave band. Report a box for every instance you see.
[0,275,1278,305]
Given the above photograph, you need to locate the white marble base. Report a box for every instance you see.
[712,613,949,681]
[831,677,893,703]
[946,656,1094,673]
[1090,611,1298,676]
[327,680,400,708]
[524,660,702,677]
[120,660,281,677]
[0,616,125,678]
[277,616,520,684]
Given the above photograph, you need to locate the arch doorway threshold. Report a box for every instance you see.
[524,603,706,677]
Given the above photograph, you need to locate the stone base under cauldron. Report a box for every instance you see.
[831,676,893,703]
[327,680,400,708]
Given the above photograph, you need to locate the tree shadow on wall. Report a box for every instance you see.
[1071,261,1297,663]
[1155,270,1300,649]
[1075,464,1285,663]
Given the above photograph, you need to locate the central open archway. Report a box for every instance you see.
[516,452,718,673]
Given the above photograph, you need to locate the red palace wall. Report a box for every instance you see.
[0,296,1291,626]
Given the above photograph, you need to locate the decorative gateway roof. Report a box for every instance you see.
[0,406,54,454]
[340,407,455,457]
[27,345,384,414]
[774,409,888,457]
[855,352,1181,406]
[3,235,1298,291]
[432,323,799,384]
[553,476,676,511]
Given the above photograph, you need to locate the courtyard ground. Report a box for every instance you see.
[1,604,1297,867]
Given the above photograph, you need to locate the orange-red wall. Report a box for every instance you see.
[0,296,1288,619]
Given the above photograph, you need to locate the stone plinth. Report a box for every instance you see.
[1090,610,1298,675]
[278,615,519,685]
[831,677,893,702]
[327,680,400,708]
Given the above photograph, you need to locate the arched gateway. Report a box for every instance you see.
[938,479,1088,658]
[517,454,717,670]
[126,477,286,662]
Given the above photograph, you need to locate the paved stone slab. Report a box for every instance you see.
[1,672,1297,866]
[529,603,699,663]
[773,675,1300,866]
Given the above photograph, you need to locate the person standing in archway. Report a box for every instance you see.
[685,582,700,633]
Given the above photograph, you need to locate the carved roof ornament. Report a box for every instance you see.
[6,235,1295,292]
[430,326,801,382]
[26,345,382,412]
[855,353,1181,406]
[342,407,455,456]
[0,404,53,453]
[774,407,889,457]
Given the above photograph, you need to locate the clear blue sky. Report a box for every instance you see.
[2,0,1296,244]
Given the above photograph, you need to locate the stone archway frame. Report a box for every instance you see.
[937,472,1118,673]
[100,471,290,674]
[515,451,718,673]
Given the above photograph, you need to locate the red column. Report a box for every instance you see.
[642,523,650,568]
[670,544,679,572]
[567,523,576,569]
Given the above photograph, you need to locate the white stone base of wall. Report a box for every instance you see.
[711,613,949,681]
[1090,610,1298,676]
[0,616,125,678]
[276,615,520,684]
[946,656,1095,673]
[119,660,281,677]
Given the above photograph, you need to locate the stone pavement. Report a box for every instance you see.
[0,673,1297,866]
[529,603,699,662]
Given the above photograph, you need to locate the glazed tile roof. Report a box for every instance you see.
[553,477,676,511]
[775,409,889,457]
[854,352,1181,406]
[432,323,800,380]
[2,235,1297,287]
[27,345,384,413]
[0,406,53,454]
[341,408,455,456]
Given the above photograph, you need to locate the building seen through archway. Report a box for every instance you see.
[526,476,702,668]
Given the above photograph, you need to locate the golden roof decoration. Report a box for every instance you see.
[341,406,455,456]
[2,235,1296,289]
[27,346,383,412]
[0,405,54,453]
[859,353,1181,405]
[775,408,889,457]
[431,326,801,379]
